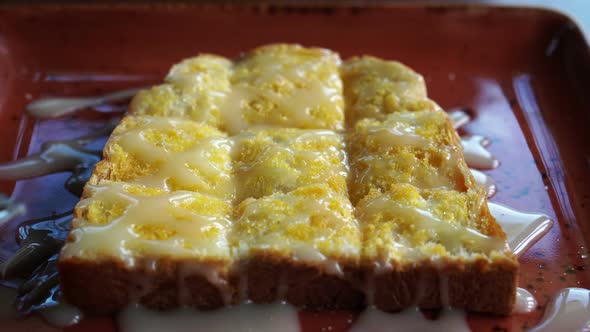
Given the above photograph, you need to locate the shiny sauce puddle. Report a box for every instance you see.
[0,94,586,331]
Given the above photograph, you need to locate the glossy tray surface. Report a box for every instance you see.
[0,4,589,331]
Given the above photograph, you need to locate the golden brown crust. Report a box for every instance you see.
[60,254,516,315]
[244,253,365,309]
[370,260,518,315]
[59,257,234,314]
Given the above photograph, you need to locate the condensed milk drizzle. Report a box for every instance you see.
[119,302,301,332]
[0,121,118,325]
[470,169,496,198]
[62,183,232,263]
[0,117,119,196]
[115,117,233,197]
[528,288,590,331]
[448,108,471,130]
[26,87,144,119]
[360,194,506,255]
[0,194,25,227]
[449,108,498,172]
[488,203,553,257]
[461,135,499,170]
[514,287,537,314]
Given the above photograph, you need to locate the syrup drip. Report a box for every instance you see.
[514,287,537,314]
[488,203,553,257]
[0,283,81,329]
[448,109,470,130]
[0,286,17,319]
[470,169,496,198]
[460,135,499,170]
[119,303,300,332]
[0,142,99,196]
[346,288,538,331]
[26,87,144,119]
[0,121,115,325]
[0,194,25,227]
[38,302,81,327]
[0,117,118,196]
[1,212,72,283]
[447,109,499,171]
[349,307,469,332]
[42,72,155,83]
[528,288,590,331]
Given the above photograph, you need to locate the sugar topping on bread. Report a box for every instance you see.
[59,44,517,315]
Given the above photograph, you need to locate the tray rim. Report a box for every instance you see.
[0,0,588,45]
[0,3,589,331]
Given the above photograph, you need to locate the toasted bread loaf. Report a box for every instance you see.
[59,44,517,315]
[342,56,517,314]
[233,184,362,307]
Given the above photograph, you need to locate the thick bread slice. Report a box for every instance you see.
[232,184,363,308]
[342,57,518,315]
[59,114,237,312]
[60,182,235,313]
[225,46,361,308]
[357,184,517,314]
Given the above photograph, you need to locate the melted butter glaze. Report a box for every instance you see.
[233,184,356,277]
[447,109,496,183]
[0,284,570,330]
[366,126,429,148]
[221,81,339,135]
[346,288,538,331]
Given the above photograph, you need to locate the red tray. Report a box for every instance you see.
[0,3,589,331]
